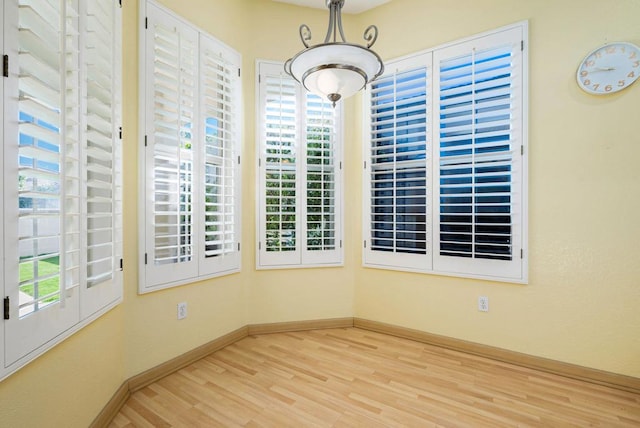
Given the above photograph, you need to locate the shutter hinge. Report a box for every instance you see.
[258,74,261,83]
[521,249,524,259]
[238,68,241,77]
[364,160,367,169]
[144,253,148,264]
[3,55,8,78]
[4,297,9,320]
[119,126,123,139]
[120,258,124,270]
[259,242,262,250]
[339,161,342,170]
[238,242,241,251]
[144,135,148,147]
[238,155,241,164]
[340,240,342,248]
[521,40,524,51]
[363,240,367,248]
[258,158,262,167]
[145,17,148,29]
[521,145,524,155]
[118,0,122,8]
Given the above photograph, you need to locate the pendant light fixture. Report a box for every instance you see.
[284,0,384,106]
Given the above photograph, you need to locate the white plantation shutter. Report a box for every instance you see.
[261,70,300,265]
[433,26,525,280]
[363,23,527,283]
[198,34,241,277]
[304,95,341,264]
[143,4,199,287]
[81,0,122,317]
[364,53,432,271]
[0,0,4,371]
[85,0,117,287]
[2,0,122,375]
[4,0,81,365]
[257,61,342,268]
[140,1,241,291]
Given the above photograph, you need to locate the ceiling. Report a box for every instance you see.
[271,0,392,14]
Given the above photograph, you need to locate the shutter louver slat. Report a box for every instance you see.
[19,29,59,72]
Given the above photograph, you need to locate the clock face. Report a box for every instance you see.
[577,42,640,94]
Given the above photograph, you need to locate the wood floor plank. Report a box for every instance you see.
[110,328,640,427]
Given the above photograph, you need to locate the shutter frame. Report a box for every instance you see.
[257,61,343,269]
[2,0,123,375]
[363,52,433,272]
[432,25,525,281]
[363,22,528,283]
[138,0,241,292]
[141,3,200,289]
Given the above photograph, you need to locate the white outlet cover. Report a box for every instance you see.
[177,302,187,320]
[478,296,489,312]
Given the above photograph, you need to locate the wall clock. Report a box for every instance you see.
[576,41,640,94]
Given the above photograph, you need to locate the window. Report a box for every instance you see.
[363,22,528,283]
[139,1,241,292]
[1,0,122,380]
[257,62,343,268]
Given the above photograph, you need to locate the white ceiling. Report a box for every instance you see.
[271,0,392,14]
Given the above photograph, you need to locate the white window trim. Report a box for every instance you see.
[256,60,344,270]
[362,21,528,284]
[138,0,242,293]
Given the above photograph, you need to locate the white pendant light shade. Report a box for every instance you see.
[287,43,383,103]
[284,0,384,106]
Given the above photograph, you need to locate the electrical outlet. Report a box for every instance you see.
[177,302,187,320]
[478,296,489,312]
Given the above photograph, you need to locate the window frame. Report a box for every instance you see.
[362,21,528,284]
[138,0,242,293]
[256,60,344,269]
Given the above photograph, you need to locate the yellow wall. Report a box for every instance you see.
[0,308,125,426]
[241,0,358,325]
[0,0,638,426]
[121,0,252,378]
[354,0,640,376]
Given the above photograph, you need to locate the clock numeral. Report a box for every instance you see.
[606,46,616,54]
[583,79,591,86]
[628,71,636,78]
[592,83,599,91]
[594,52,602,59]
[580,70,588,77]
[586,60,596,67]
[633,61,640,68]
[618,80,625,87]
[605,84,613,92]
[630,51,637,60]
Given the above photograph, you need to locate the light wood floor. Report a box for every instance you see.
[110,328,640,427]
